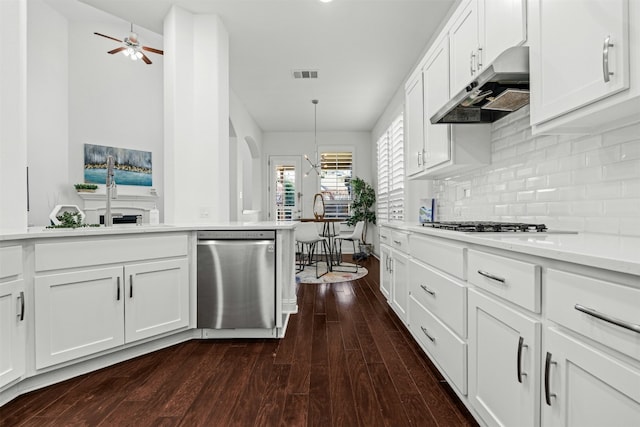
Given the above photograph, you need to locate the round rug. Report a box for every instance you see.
[296,262,368,284]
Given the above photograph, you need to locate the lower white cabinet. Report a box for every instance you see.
[543,328,640,427]
[35,258,189,369]
[389,249,409,323]
[468,288,541,427]
[0,246,26,390]
[380,244,392,300]
[0,279,26,389]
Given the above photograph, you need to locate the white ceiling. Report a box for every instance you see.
[72,0,456,132]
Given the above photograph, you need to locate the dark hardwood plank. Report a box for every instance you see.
[252,364,291,427]
[345,349,385,427]
[327,322,360,427]
[308,364,332,427]
[311,314,328,366]
[278,393,307,427]
[368,362,412,427]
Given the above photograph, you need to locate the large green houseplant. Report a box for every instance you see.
[346,177,376,255]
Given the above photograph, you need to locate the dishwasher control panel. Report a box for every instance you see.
[197,230,275,240]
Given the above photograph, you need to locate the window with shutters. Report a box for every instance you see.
[319,151,353,220]
[377,114,404,222]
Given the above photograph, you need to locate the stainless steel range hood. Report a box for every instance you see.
[430,46,529,124]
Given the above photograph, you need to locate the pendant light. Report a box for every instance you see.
[304,99,321,176]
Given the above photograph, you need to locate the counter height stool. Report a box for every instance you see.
[333,221,365,272]
[295,222,330,278]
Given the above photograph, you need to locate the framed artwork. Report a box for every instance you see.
[84,143,152,187]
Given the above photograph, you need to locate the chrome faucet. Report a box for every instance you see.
[105,155,115,227]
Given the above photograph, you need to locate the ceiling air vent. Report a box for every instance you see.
[292,70,318,79]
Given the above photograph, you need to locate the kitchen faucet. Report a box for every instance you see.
[105,155,117,227]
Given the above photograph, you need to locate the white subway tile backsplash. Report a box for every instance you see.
[431,112,640,235]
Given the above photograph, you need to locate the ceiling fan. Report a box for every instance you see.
[94,24,163,65]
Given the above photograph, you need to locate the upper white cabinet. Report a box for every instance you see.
[405,71,425,177]
[449,0,527,93]
[530,0,640,133]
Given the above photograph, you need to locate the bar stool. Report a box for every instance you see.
[333,221,365,272]
[295,222,330,278]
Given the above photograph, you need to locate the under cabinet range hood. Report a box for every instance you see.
[431,46,530,124]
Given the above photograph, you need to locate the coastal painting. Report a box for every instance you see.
[84,144,152,187]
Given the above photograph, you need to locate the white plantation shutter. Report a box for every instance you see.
[377,132,390,222]
[389,115,404,220]
[377,113,404,222]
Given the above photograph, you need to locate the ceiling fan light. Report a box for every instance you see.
[122,50,129,56]
[136,51,143,59]
[130,54,138,61]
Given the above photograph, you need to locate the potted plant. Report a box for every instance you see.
[346,176,376,258]
[74,183,98,193]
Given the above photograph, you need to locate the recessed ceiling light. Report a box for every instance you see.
[319,0,333,3]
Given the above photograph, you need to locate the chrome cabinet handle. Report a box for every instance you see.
[575,304,640,334]
[392,240,402,245]
[116,277,121,301]
[517,336,528,383]
[17,291,25,321]
[544,352,557,406]
[417,151,422,167]
[129,274,133,298]
[420,285,436,297]
[477,270,506,284]
[602,35,614,82]
[420,326,436,343]
[477,47,483,69]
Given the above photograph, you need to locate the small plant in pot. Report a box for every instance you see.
[74,183,98,193]
[346,177,376,260]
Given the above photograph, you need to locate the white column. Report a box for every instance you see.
[164,6,230,224]
[0,0,28,230]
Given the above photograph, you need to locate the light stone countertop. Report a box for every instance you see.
[381,223,640,276]
[0,221,298,241]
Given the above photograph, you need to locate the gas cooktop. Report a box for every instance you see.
[420,221,548,233]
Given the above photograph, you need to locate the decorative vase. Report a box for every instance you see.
[313,193,325,220]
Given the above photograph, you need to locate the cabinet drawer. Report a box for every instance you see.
[409,259,466,338]
[409,296,467,394]
[390,231,409,253]
[410,235,465,279]
[379,227,391,245]
[0,246,22,279]
[35,234,189,272]
[468,249,540,313]
[547,269,640,361]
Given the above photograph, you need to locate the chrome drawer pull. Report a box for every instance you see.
[574,304,640,334]
[420,285,436,297]
[17,291,25,321]
[544,352,557,406]
[517,336,528,383]
[602,35,614,82]
[477,270,505,283]
[392,240,402,245]
[420,326,436,343]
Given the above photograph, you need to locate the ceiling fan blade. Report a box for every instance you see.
[108,47,126,55]
[140,52,152,64]
[94,32,122,43]
[142,46,164,55]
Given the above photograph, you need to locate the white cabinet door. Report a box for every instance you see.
[543,328,640,427]
[0,280,25,388]
[379,245,392,300]
[530,0,630,125]
[390,250,409,323]
[450,0,479,92]
[405,72,425,176]
[124,258,189,343]
[479,0,526,69]
[423,35,451,170]
[468,289,541,427]
[34,267,124,369]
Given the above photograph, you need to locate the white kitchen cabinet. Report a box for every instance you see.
[33,234,190,369]
[379,227,392,300]
[530,0,640,134]
[34,267,125,369]
[542,328,640,427]
[124,259,189,343]
[449,0,480,92]
[0,246,26,390]
[379,227,409,323]
[389,248,409,323]
[405,71,425,177]
[468,288,541,427]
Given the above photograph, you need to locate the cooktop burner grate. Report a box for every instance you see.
[420,221,548,232]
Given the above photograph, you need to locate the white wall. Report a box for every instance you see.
[0,0,28,230]
[262,131,372,221]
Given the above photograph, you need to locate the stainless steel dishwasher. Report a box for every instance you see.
[197,230,276,329]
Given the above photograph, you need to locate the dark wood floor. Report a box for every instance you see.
[1,256,478,427]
